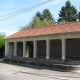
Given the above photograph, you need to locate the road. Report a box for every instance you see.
[0,62,80,80]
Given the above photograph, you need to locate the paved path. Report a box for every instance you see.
[0,62,80,80]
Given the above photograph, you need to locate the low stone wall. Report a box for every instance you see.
[3,57,80,73]
[37,40,46,58]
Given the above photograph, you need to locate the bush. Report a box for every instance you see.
[0,33,5,48]
[0,33,5,58]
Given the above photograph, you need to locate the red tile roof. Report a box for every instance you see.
[6,21,80,39]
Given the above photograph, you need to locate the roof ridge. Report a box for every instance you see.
[22,25,53,31]
[21,21,80,31]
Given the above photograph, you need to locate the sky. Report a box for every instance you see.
[0,0,80,36]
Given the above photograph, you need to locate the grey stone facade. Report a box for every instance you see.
[37,40,46,58]
[7,38,80,60]
[37,40,62,59]
[66,38,80,59]
[36,39,80,60]
[9,42,14,57]
[17,42,23,57]
[50,40,62,59]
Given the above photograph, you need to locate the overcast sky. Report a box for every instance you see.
[0,0,80,36]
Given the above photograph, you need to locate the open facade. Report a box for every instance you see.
[5,21,80,61]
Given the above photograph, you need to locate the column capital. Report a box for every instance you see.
[14,41,17,43]
[34,40,37,43]
[61,38,66,41]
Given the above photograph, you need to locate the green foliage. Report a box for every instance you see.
[36,12,43,20]
[59,20,67,24]
[0,33,5,48]
[19,1,79,30]
[77,12,80,21]
[31,16,44,28]
[43,9,53,21]
[0,33,5,58]
[42,9,55,25]
[20,9,55,30]
[79,12,80,21]
[58,0,77,22]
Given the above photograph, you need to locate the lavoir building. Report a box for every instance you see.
[4,21,80,72]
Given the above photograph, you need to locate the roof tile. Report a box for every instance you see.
[6,21,80,39]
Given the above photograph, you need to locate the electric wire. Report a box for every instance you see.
[0,0,56,21]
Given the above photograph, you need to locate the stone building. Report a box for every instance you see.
[5,21,80,61]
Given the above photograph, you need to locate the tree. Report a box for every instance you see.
[26,16,50,29]
[0,33,5,58]
[0,33,5,48]
[42,9,55,25]
[77,11,80,21]
[78,12,80,21]
[20,9,55,30]
[43,9,53,20]
[30,16,44,28]
[59,20,67,24]
[58,0,77,23]
[36,11,43,20]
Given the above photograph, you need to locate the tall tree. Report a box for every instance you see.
[42,9,55,25]
[20,9,55,30]
[43,9,53,20]
[30,16,44,28]
[79,12,80,21]
[77,11,80,21]
[36,12,43,20]
[58,0,77,23]
[27,16,50,28]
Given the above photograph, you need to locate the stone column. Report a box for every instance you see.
[46,39,50,59]
[5,41,9,57]
[33,40,37,58]
[14,42,17,57]
[23,41,26,57]
[62,38,66,60]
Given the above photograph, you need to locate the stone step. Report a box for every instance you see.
[3,58,80,73]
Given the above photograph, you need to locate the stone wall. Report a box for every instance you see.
[8,38,80,60]
[66,38,80,59]
[17,42,23,57]
[50,40,62,59]
[9,42,14,57]
[37,40,46,58]
[37,40,62,59]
